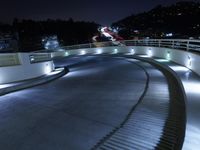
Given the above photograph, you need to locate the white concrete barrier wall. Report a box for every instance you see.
[54,46,200,76]
[132,46,200,75]
[0,53,54,84]
[1,46,199,84]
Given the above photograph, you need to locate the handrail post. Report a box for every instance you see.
[172,40,174,49]
[186,41,189,51]
[158,40,161,47]
[134,40,137,46]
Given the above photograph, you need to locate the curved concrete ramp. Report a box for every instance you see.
[0,56,185,150]
[93,56,185,150]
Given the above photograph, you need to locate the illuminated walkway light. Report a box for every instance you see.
[96,49,102,54]
[30,56,35,62]
[167,51,171,60]
[80,50,86,55]
[65,51,69,56]
[131,48,135,54]
[155,59,169,62]
[169,65,189,72]
[114,49,118,54]
[147,48,152,57]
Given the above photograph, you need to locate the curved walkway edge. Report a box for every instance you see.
[0,67,68,96]
[92,55,186,150]
[133,56,187,150]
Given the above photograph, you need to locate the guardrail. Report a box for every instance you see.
[59,39,200,53]
[30,39,200,56]
[0,53,20,67]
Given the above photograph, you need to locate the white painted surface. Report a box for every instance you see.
[0,53,54,84]
[56,46,200,76]
[55,46,200,149]
[1,45,200,148]
[55,46,200,150]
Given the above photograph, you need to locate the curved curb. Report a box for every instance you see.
[89,54,186,150]
[0,67,68,96]
[92,59,150,150]
[131,55,187,150]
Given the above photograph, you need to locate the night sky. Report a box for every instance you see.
[1,0,200,25]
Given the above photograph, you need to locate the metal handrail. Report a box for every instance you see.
[1,39,200,66]
[30,39,200,54]
[58,39,200,53]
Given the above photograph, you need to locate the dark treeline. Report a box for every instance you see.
[112,1,200,39]
[1,19,99,51]
[0,23,12,33]
[1,1,200,52]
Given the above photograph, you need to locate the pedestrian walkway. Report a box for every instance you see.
[0,68,66,96]
[153,58,200,150]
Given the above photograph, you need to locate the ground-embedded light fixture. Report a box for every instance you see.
[114,49,118,54]
[96,49,102,54]
[30,55,35,62]
[80,50,86,55]
[167,51,170,60]
[131,48,135,54]
[147,48,152,57]
[65,51,69,56]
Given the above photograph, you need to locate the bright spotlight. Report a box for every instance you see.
[114,49,118,53]
[30,55,35,62]
[167,51,170,60]
[80,50,86,55]
[155,59,169,62]
[65,51,69,56]
[96,49,102,54]
[131,48,135,54]
[166,33,173,37]
[147,49,152,57]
